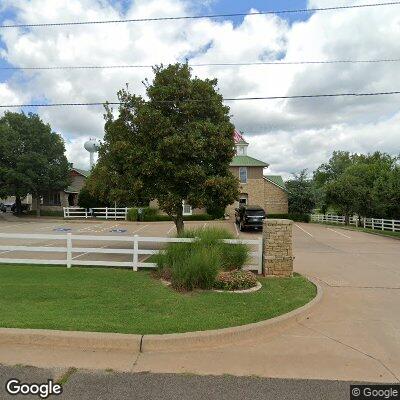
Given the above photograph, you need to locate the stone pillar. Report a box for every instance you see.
[263,219,294,277]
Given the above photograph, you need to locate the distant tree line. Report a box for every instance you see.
[286,151,400,222]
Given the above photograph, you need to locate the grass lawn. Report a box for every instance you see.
[311,222,400,239]
[0,265,316,335]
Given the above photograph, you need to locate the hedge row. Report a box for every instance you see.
[127,207,214,222]
[27,210,64,217]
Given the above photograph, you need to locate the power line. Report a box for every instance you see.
[1,2,399,28]
[3,58,400,71]
[1,91,400,108]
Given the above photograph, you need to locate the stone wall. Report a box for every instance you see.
[263,180,288,214]
[262,219,293,277]
[225,177,265,218]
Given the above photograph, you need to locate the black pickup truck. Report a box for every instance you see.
[235,205,266,231]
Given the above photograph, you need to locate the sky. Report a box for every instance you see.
[0,0,399,177]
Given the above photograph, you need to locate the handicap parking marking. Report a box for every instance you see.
[327,227,352,239]
[53,227,72,232]
[110,228,127,233]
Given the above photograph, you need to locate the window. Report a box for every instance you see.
[239,167,248,183]
[42,192,61,206]
[182,200,193,216]
[239,195,248,205]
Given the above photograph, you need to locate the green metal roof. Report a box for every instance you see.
[72,168,90,178]
[230,156,269,167]
[264,175,286,190]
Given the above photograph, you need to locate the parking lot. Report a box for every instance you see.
[0,217,262,267]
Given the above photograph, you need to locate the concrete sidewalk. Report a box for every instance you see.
[0,223,399,383]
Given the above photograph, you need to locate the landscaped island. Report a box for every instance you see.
[0,265,316,335]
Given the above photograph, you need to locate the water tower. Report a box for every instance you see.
[84,138,100,169]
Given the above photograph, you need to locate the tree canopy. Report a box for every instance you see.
[286,170,316,214]
[313,151,399,221]
[0,112,70,214]
[88,63,239,232]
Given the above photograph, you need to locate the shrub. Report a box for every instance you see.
[27,210,64,217]
[206,204,226,219]
[172,247,220,291]
[267,213,310,223]
[219,242,250,271]
[127,208,139,221]
[155,227,249,291]
[78,187,109,209]
[142,213,213,222]
[214,270,258,291]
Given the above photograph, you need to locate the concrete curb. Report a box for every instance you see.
[141,277,322,352]
[0,278,322,354]
[0,328,142,352]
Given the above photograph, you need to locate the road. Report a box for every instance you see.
[0,364,370,400]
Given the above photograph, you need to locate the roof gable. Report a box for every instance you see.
[71,167,90,178]
[264,175,287,191]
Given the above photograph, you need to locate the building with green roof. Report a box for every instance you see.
[225,130,288,216]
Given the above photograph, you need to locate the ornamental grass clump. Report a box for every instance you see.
[155,227,250,291]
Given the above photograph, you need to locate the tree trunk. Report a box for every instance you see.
[15,195,22,215]
[174,204,184,235]
[344,213,350,226]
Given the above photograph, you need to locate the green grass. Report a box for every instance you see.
[0,265,316,335]
[311,222,400,239]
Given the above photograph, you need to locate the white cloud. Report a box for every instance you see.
[0,83,24,116]
[1,0,400,175]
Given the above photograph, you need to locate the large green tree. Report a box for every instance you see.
[286,170,317,214]
[313,150,399,221]
[0,112,70,215]
[89,63,239,233]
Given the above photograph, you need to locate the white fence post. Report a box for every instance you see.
[372,219,375,230]
[106,208,108,220]
[393,220,395,232]
[258,238,263,275]
[133,235,139,272]
[382,219,384,231]
[67,233,72,268]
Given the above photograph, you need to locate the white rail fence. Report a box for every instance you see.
[0,233,263,274]
[63,207,128,220]
[311,214,400,232]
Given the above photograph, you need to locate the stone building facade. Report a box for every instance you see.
[225,132,288,218]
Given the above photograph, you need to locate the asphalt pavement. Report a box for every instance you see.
[0,364,370,400]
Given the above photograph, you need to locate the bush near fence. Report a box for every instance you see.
[267,213,310,223]
[28,210,64,217]
[155,227,250,291]
[128,207,214,222]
